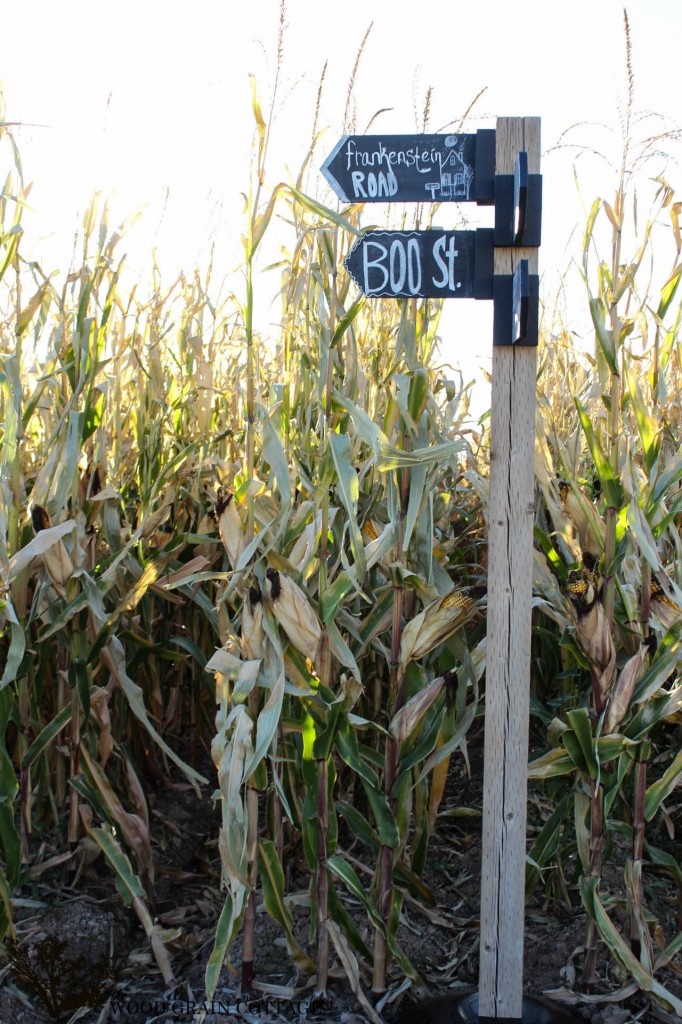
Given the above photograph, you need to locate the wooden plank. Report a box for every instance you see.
[478,116,540,1020]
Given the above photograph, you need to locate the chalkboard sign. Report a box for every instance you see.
[322,131,495,205]
[344,229,493,300]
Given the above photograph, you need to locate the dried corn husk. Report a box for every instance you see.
[264,568,321,663]
[242,580,266,660]
[559,479,604,557]
[361,518,396,569]
[212,488,245,570]
[650,575,682,631]
[31,504,74,596]
[566,569,616,698]
[389,674,445,744]
[399,586,484,670]
[604,643,649,733]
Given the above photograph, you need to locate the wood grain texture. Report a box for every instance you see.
[478,117,540,1019]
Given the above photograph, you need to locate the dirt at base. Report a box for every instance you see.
[1,739,680,1024]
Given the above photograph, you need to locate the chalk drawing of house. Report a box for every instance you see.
[438,147,475,199]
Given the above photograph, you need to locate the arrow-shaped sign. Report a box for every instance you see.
[322,131,495,205]
[344,229,493,300]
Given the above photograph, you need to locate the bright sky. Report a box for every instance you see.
[3,0,681,406]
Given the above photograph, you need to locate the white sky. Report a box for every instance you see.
[2,0,681,409]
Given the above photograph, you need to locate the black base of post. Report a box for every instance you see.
[448,991,583,1024]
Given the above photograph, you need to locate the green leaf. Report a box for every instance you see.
[574,789,590,873]
[394,704,446,779]
[21,703,73,767]
[394,860,437,906]
[38,591,90,641]
[627,682,682,738]
[626,498,662,573]
[326,619,361,680]
[644,840,682,887]
[649,451,682,509]
[258,840,315,973]
[357,586,394,653]
[402,461,427,555]
[0,595,25,691]
[7,519,76,584]
[326,855,418,980]
[527,746,576,779]
[377,437,465,471]
[587,295,618,373]
[87,825,146,904]
[0,689,20,892]
[327,880,372,963]
[320,574,354,624]
[580,877,682,1015]
[332,295,366,347]
[205,895,238,999]
[359,777,400,848]
[168,634,207,669]
[101,634,207,785]
[312,702,344,761]
[286,184,362,236]
[263,406,292,510]
[333,391,388,453]
[336,801,380,852]
[574,399,623,508]
[657,263,682,320]
[644,749,682,821]
[0,866,14,939]
[566,708,597,778]
[72,659,91,723]
[330,431,366,585]
[525,793,571,897]
[604,748,636,818]
[335,726,379,787]
[625,366,659,474]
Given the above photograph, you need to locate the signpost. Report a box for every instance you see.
[321,130,495,205]
[322,118,580,1024]
[344,228,493,300]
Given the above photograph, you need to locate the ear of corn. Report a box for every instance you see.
[264,569,322,664]
[604,643,649,733]
[399,586,484,670]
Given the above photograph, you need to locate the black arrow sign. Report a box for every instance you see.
[322,131,495,205]
[344,229,493,300]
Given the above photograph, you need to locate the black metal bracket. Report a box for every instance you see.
[473,228,494,300]
[494,151,542,246]
[447,990,584,1024]
[493,260,539,346]
[474,129,496,206]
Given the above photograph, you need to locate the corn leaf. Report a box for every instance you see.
[574,399,623,508]
[565,709,597,778]
[359,778,399,849]
[21,703,73,767]
[258,840,315,973]
[525,793,571,898]
[330,431,366,584]
[527,746,576,780]
[7,519,76,582]
[327,921,383,1024]
[644,749,682,821]
[581,878,682,1015]
[0,595,24,690]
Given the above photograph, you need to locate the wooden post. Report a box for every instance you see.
[478,116,541,1019]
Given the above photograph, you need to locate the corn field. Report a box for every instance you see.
[1,28,682,1023]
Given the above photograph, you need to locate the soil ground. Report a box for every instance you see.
[1,727,680,1024]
